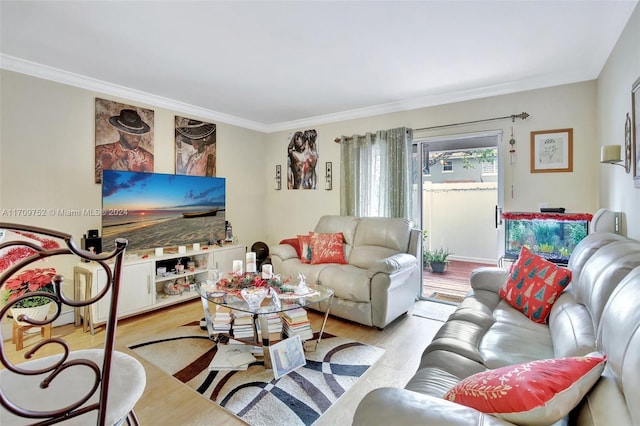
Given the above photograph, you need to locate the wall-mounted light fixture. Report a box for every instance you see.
[325,162,332,190]
[600,113,632,173]
[275,165,282,190]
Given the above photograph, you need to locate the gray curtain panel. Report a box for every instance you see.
[339,127,413,219]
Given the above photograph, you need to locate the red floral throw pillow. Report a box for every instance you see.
[297,233,313,264]
[444,353,606,426]
[310,232,347,265]
[499,246,572,323]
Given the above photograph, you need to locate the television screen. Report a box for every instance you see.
[101,170,226,252]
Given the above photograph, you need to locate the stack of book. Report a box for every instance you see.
[231,310,255,340]
[257,312,283,342]
[281,308,313,341]
[210,307,231,334]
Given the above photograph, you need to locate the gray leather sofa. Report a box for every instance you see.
[270,215,421,329]
[353,231,640,425]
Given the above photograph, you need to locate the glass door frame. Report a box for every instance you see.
[413,130,504,300]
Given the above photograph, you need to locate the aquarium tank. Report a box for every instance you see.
[503,212,593,264]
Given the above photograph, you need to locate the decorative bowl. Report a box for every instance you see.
[240,287,268,310]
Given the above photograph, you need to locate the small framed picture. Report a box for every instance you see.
[530,128,573,173]
[269,334,306,379]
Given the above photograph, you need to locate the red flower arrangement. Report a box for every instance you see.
[216,272,292,295]
[2,267,57,308]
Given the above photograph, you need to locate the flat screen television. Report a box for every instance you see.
[101,170,226,253]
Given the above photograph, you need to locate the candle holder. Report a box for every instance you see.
[325,162,332,190]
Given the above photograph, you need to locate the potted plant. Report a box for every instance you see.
[425,248,452,273]
[2,267,57,325]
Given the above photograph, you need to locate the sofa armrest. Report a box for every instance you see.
[367,253,417,278]
[353,387,514,426]
[270,243,299,262]
[469,266,509,294]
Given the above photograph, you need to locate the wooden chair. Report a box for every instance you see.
[0,223,146,425]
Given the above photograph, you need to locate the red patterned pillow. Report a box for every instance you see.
[444,353,606,426]
[499,246,572,323]
[310,232,346,265]
[297,233,313,263]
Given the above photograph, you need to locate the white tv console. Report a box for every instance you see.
[73,244,246,332]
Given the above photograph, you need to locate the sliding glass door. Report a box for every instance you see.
[413,131,504,301]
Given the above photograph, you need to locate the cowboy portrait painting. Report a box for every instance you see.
[95,98,154,183]
[175,117,217,177]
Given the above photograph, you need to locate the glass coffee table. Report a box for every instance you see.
[197,283,334,368]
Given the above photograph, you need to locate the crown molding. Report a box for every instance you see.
[264,71,595,133]
[1,54,595,135]
[0,54,270,132]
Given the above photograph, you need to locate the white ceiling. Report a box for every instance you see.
[1,1,637,132]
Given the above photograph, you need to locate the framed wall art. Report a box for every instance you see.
[95,98,155,183]
[530,128,573,173]
[632,77,640,187]
[175,116,217,177]
[287,129,318,189]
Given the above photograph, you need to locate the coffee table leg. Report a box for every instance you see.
[257,314,272,369]
[304,293,334,352]
[200,296,216,340]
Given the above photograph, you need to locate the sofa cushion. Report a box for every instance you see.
[405,366,469,399]
[310,232,347,265]
[567,232,626,284]
[444,353,606,426]
[479,300,554,368]
[314,215,359,261]
[548,292,596,358]
[316,264,371,301]
[594,267,640,425]
[499,246,571,324]
[572,241,640,329]
[349,217,412,270]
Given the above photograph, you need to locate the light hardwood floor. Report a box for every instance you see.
[3,300,447,425]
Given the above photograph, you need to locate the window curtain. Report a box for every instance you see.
[339,127,413,218]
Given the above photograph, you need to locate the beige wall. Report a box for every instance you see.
[264,82,599,246]
[597,2,640,239]
[0,70,268,252]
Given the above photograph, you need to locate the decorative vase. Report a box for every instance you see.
[240,287,268,311]
[11,302,52,326]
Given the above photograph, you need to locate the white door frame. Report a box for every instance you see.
[414,129,504,298]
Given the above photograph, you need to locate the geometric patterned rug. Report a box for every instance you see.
[128,322,384,426]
